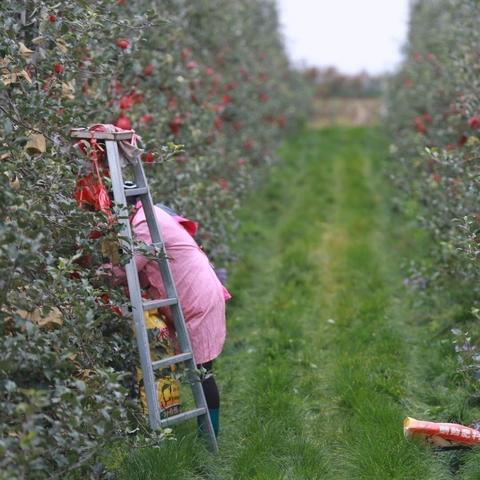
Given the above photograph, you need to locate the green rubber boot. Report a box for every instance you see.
[198,408,220,438]
[208,408,219,437]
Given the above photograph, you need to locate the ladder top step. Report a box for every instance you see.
[159,407,207,428]
[152,352,193,371]
[143,298,178,310]
[70,128,135,141]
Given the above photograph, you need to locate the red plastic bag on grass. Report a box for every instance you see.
[404,417,480,447]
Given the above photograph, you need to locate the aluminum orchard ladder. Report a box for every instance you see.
[70,128,218,452]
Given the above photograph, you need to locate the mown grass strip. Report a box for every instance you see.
[304,129,449,479]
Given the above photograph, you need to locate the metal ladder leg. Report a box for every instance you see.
[105,139,161,430]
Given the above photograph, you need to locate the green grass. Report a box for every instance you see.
[111,127,480,479]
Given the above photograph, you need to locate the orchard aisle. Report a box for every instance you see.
[118,128,454,479]
[216,126,456,479]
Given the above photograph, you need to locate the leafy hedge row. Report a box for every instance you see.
[387,0,480,301]
[0,1,311,478]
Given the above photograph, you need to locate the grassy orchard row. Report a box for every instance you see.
[118,127,480,479]
[387,1,480,404]
[0,1,311,478]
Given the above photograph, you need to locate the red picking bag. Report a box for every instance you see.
[74,138,112,218]
[75,172,111,215]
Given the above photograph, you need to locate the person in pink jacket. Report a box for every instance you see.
[114,201,229,436]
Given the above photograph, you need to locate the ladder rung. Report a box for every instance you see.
[160,407,207,428]
[125,187,148,197]
[143,298,178,310]
[152,352,193,370]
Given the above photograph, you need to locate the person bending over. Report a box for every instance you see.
[113,200,230,436]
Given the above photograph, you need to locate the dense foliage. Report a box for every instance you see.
[387,1,480,299]
[0,1,311,477]
[387,0,480,386]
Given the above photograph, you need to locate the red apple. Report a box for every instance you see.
[217,178,229,191]
[168,96,177,110]
[140,114,153,124]
[243,139,253,150]
[169,115,184,135]
[143,64,154,76]
[142,152,154,163]
[119,95,134,110]
[213,116,223,130]
[259,92,268,102]
[277,115,287,128]
[116,38,129,50]
[225,81,237,91]
[422,113,432,124]
[115,114,132,130]
[469,116,480,129]
[414,116,427,134]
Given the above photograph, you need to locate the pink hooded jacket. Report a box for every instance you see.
[115,203,229,364]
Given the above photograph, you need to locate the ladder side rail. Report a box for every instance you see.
[131,161,195,356]
[104,140,161,430]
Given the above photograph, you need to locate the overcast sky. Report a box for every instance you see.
[277,0,411,74]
